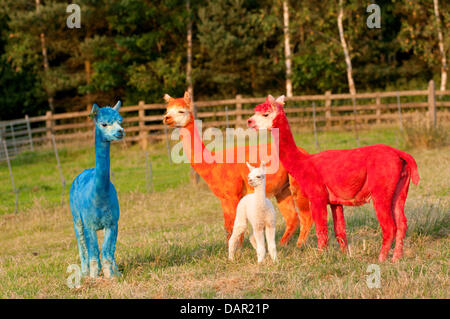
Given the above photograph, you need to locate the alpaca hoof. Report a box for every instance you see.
[378,253,388,262]
[249,235,257,249]
[279,239,289,247]
[102,261,121,279]
[89,260,100,278]
[104,268,121,279]
[392,253,402,262]
[296,240,306,248]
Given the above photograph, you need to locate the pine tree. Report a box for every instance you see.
[196,0,283,98]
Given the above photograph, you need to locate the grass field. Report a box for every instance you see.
[0,127,448,298]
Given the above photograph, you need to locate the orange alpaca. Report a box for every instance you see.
[163,92,313,246]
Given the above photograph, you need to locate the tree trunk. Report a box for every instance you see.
[35,0,54,112]
[186,0,194,115]
[337,0,359,146]
[337,0,356,96]
[85,60,92,114]
[283,0,293,97]
[433,0,447,91]
[186,0,199,185]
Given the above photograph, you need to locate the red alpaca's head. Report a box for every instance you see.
[163,91,194,128]
[248,95,285,130]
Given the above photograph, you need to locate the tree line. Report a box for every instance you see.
[0,0,448,120]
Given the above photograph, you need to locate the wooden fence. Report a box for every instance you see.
[1,80,449,155]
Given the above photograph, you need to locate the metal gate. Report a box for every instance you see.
[0,115,34,161]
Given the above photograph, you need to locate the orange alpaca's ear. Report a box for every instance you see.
[183,91,191,108]
[163,94,174,103]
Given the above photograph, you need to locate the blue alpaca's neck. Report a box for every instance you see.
[94,127,111,197]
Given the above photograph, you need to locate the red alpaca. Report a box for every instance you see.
[163,92,314,246]
[248,95,420,262]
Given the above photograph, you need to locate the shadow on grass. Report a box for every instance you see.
[326,201,449,239]
[406,202,449,238]
[119,240,226,272]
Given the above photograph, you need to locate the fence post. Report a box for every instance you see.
[25,115,34,151]
[351,95,360,147]
[146,152,153,193]
[235,94,242,128]
[51,135,65,206]
[324,90,332,128]
[3,139,18,214]
[9,123,17,155]
[45,110,53,142]
[375,94,381,125]
[428,80,437,127]
[138,101,147,149]
[225,106,229,129]
[312,102,320,151]
[164,123,172,164]
[396,92,403,131]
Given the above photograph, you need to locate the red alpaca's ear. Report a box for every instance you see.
[267,95,278,112]
[276,95,285,105]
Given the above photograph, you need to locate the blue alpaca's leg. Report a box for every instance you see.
[85,228,101,278]
[73,218,88,276]
[101,224,120,278]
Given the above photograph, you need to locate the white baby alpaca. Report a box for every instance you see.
[228,162,277,263]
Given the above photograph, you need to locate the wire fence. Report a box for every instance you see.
[0,116,434,215]
[1,84,449,214]
[1,83,449,161]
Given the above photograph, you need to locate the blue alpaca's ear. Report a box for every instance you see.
[113,100,121,112]
[89,104,100,119]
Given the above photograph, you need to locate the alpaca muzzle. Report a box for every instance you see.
[163,114,174,126]
[247,118,257,129]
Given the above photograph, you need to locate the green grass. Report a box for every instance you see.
[0,126,405,215]
[0,126,448,298]
[0,141,191,214]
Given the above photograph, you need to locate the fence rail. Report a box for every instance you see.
[1,80,449,160]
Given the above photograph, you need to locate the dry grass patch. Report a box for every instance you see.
[0,147,448,298]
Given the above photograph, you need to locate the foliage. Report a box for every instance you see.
[0,0,448,119]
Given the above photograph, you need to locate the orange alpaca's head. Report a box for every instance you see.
[163,91,194,128]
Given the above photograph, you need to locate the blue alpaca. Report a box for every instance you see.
[70,101,124,278]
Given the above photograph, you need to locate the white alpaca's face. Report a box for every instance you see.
[246,162,266,188]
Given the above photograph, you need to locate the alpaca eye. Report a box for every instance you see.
[101,123,107,127]
[178,110,185,114]
[263,113,269,117]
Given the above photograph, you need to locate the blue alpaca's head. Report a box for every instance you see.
[89,101,125,141]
